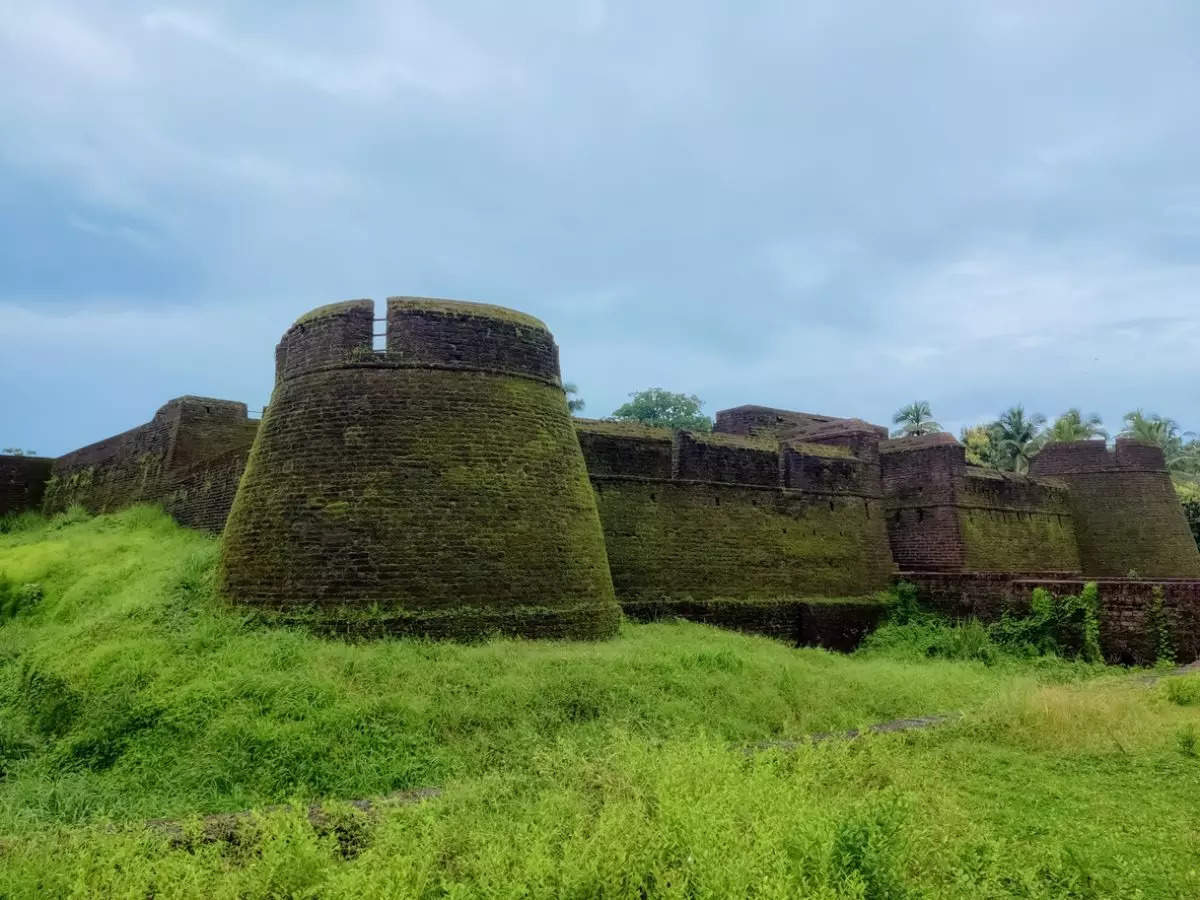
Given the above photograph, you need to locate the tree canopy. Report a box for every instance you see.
[610,388,712,432]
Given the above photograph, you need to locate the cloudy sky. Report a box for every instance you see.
[3,1,1198,455]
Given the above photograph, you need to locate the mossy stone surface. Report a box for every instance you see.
[218,365,618,640]
[591,480,894,602]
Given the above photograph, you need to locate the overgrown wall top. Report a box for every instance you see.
[576,420,895,601]
[0,455,54,515]
[1030,440,1200,577]
[219,298,618,640]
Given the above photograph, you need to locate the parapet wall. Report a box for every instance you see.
[576,419,895,604]
[1030,439,1200,577]
[880,434,1081,574]
[0,455,54,515]
[44,397,258,516]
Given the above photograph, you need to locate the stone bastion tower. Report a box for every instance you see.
[218,297,620,640]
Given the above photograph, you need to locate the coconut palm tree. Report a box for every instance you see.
[992,405,1047,472]
[891,401,941,438]
[1044,409,1107,443]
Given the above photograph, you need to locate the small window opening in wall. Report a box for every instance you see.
[204,406,211,414]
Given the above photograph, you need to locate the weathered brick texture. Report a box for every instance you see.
[0,455,54,515]
[218,298,619,641]
[881,435,1081,574]
[576,419,895,604]
[161,448,251,533]
[43,397,258,516]
[902,571,1200,664]
[1030,439,1200,577]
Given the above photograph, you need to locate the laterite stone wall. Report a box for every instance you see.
[219,297,619,640]
[577,419,895,604]
[43,397,258,515]
[161,447,253,533]
[881,435,1081,574]
[0,455,54,515]
[1031,440,1200,577]
[902,571,1200,665]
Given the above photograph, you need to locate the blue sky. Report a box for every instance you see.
[3,1,1199,455]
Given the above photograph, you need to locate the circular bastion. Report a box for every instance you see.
[217,296,620,639]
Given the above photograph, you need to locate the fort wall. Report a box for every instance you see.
[218,297,619,640]
[0,455,54,515]
[576,419,896,609]
[161,447,252,533]
[43,397,258,515]
[880,434,1081,574]
[1030,439,1200,577]
[902,571,1200,665]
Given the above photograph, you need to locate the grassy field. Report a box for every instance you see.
[0,507,1198,897]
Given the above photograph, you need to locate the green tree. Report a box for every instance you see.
[960,425,998,467]
[564,383,585,415]
[890,401,941,438]
[1,448,37,456]
[611,388,712,431]
[1044,409,1107,443]
[992,405,1047,473]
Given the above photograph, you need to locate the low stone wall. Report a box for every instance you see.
[901,571,1200,664]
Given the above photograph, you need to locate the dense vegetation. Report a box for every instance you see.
[0,508,1198,897]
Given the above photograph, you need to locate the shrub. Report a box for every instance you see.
[988,584,1102,662]
[1166,675,1200,707]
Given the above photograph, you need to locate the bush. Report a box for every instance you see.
[863,582,1105,665]
[988,584,1102,662]
[1166,675,1200,707]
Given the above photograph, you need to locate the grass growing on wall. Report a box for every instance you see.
[0,508,1199,896]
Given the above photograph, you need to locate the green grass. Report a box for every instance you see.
[0,507,1198,897]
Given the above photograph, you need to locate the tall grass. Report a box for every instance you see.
[1,508,1198,897]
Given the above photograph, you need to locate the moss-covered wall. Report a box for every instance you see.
[577,422,895,603]
[44,398,257,515]
[881,435,1081,574]
[218,298,619,641]
[161,447,252,533]
[957,469,1080,572]
[1031,440,1200,577]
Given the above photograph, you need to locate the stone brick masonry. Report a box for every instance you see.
[7,300,1200,653]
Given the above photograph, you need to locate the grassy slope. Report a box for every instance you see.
[0,507,1197,897]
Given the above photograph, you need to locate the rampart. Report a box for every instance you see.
[0,455,54,516]
[9,299,1200,653]
[576,417,895,606]
[880,434,1081,574]
[218,297,619,640]
[43,397,259,517]
[1030,439,1200,577]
